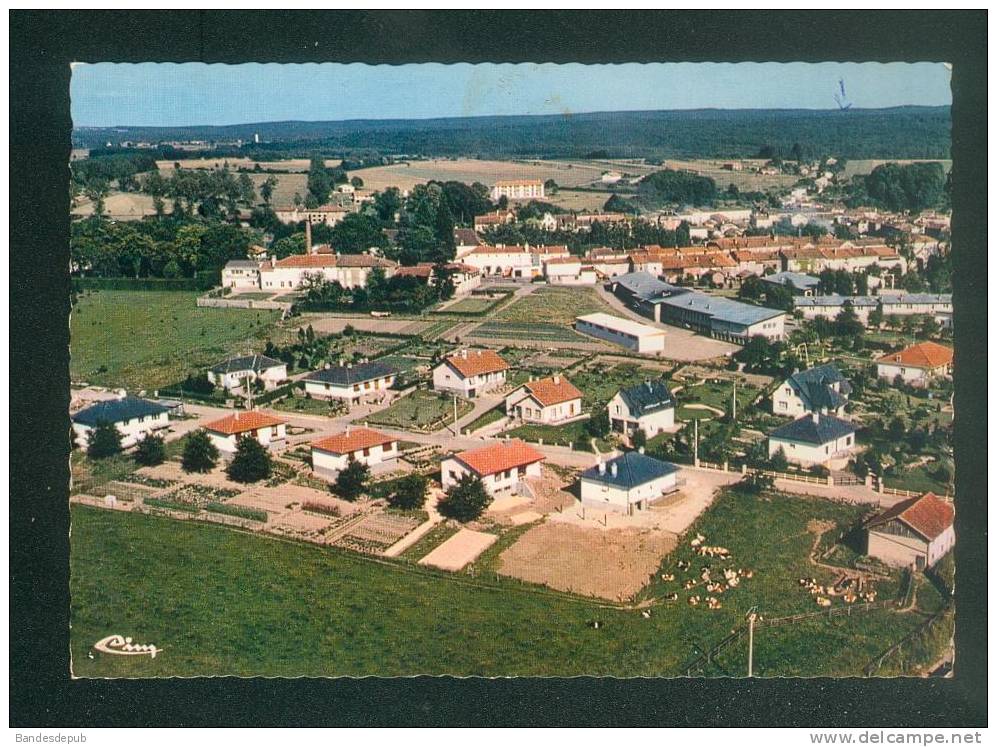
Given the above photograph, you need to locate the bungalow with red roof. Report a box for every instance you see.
[433,348,509,398]
[876,342,953,386]
[202,411,288,455]
[440,439,545,496]
[865,492,954,569]
[505,374,583,424]
[310,426,399,479]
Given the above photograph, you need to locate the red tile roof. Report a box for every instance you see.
[877,342,954,369]
[454,439,545,476]
[394,265,434,279]
[266,254,336,269]
[520,375,583,407]
[311,427,395,455]
[867,492,954,541]
[443,349,510,378]
[203,411,286,435]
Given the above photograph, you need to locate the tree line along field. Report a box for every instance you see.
[70,483,947,678]
[70,290,282,391]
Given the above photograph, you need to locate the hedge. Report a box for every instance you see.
[253,381,303,406]
[72,275,217,292]
[204,502,267,522]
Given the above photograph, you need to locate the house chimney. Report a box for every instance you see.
[553,375,561,385]
[811,412,820,424]
[344,424,350,436]
[598,460,606,475]
[610,462,618,477]
[305,221,313,255]
[461,349,468,359]
[638,446,645,455]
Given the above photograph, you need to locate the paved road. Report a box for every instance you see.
[170,401,602,469]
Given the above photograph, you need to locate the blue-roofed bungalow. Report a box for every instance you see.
[71,395,171,448]
[579,450,679,515]
[767,412,856,468]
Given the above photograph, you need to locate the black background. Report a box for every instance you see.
[10,10,988,727]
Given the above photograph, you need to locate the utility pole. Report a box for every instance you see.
[453,395,458,436]
[732,380,737,421]
[746,607,758,677]
[693,418,699,467]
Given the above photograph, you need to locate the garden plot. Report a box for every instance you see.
[334,513,421,554]
[418,529,498,571]
[497,523,677,601]
[365,389,473,432]
[304,317,432,336]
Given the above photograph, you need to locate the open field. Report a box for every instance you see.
[72,191,168,220]
[840,159,952,179]
[495,286,617,326]
[71,290,281,390]
[353,158,609,194]
[659,158,800,192]
[155,158,342,172]
[364,388,473,431]
[70,491,942,677]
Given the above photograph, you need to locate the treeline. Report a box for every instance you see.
[851,161,948,212]
[74,107,952,160]
[71,218,254,280]
[637,168,718,208]
[296,268,451,314]
[483,220,688,254]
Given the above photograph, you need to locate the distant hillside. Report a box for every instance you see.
[74,106,951,160]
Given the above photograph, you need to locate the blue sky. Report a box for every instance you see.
[71,62,952,128]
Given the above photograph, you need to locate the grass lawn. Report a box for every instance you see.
[570,363,668,409]
[70,494,945,677]
[495,286,615,326]
[70,451,141,496]
[365,389,473,432]
[71,290,281,391]
[271,391,346,417]
[463,405,507,433]
[504,419,612,453]
[883,466,952,496]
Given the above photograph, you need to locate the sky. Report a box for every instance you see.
[70,61,952,128]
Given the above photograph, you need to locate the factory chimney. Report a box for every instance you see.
[305,221,313,255]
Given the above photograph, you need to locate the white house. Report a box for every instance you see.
[772,364,851,418]
[273,204,352,227]
[258,252,397,292]
[208,354,288,392]
[202,411,288,455]
[875,342,953,387]
[432,349,509,398]
[608,379,676,437]
[440,439,545,496]
[221,259,262,289]
[793,295,879,325]
[579,450,679,515]
[767,412,857,467]
[490,179,544,201]
[71,395,171,449]
[505,375,583,424]
[865,492,955,570]
[303,361,397,404]
[543,257,598,285]
[575,312,666,354]
[310,427,399,479]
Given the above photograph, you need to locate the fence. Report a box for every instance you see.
[862,604,953,676]
[880,485,952,501]
[682,600,898,675]
[196,296,291,311]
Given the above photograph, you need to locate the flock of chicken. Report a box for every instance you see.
[657,533,754,611]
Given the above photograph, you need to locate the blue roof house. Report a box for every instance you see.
[579,450,679,514]
[767,412,857,468]
[772,364,852,418]
[608,379,676,437]
[71,395,171,448]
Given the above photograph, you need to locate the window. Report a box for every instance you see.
[362,447,370,457]
[272,427,279,436]
[449,471,458,480]
[353,384,360,392]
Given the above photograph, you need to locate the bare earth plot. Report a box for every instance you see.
[497,522,677,601]
[418,528,498,571]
